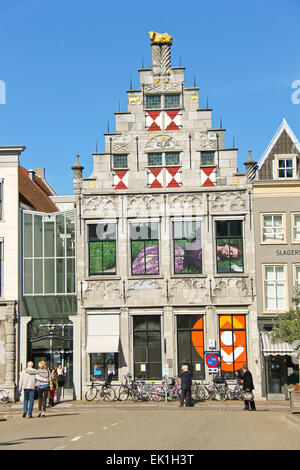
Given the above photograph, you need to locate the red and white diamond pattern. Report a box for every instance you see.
[200,167,216,187]
[146,111,163,131]
[164,110,181,131]
[166,167,181,188]
[113,170,129,189]
[147,168,163,188]
[146,110,181,131]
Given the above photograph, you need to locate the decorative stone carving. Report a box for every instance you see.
[168,193,204,216]
[199,132,218,150]
[112,135,129,153]
[83,280,122,305]
[212,278,250,300]
[169,278,209,303]
[82,196,116,217]
[145,135,176,151]
[127,195,162,217]
[210,192,247,213]
[143,81,182,93]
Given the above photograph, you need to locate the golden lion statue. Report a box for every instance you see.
[148,31,172,45]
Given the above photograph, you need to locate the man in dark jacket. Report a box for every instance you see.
[241,364,256,411]
[179,365,192,407]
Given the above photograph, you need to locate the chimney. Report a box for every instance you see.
[244,150,257,182]
[35,168,45,179]
[28,169,35,182]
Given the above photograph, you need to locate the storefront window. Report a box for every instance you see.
[90,353,118,381]
[219,314,247,378]
[133,316,161,379]
[177,315,204,378]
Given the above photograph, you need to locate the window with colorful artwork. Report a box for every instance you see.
[177,315,204,379]
[130,222,159,275]
[88,223,117,275]
[90,353,118,381]
[215,220,244,273]
[133,316,162,379]
[173,220,202,274]
[219,314,247,377]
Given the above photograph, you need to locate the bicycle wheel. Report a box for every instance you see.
[118,385,129,401]
[103,386,116,402]
[191,384,199,402]
[85,386,98,401]
[195,385,205,401]
[0,389,9,403]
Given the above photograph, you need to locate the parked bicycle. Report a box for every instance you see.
[117,374,151,401]
[85,374,116,402]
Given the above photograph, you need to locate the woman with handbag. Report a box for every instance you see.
[49,367,58,407]
[56,363,65,404]
[241,364,256,411]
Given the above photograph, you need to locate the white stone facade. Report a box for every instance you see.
[0,146,26,400]
[72,35,262,398]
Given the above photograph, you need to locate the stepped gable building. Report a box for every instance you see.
[253,119,300,400]
[72,32,261,398]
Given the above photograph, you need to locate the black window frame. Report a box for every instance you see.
[215,220,244,274]
[133,315,162,380]
[88,223,117,276]
[89,353,119,381]
[130,222,159,276]
[177,314,205,379]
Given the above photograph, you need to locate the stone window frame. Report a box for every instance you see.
[86,219,118,277]
[214,217,245,275]
[128,218,160,277]
[112,154,128,170]
[171,217,203,276]
[260,213,286,244]
[146,151,181,167]
[144,93,182,110]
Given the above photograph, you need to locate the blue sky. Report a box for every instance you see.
[1,0,300,195]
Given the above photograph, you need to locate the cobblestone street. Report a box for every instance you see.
[0,401,299,451]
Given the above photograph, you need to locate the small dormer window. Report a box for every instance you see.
[274,154,297,180]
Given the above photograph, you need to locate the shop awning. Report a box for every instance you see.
[86,335,119,353]
[261,333,296,357]
[86,314,120,353]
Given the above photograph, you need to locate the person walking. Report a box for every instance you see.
[49,367,58,407]
[241,364,256,411]
[56,363,65,404]
[19,361,36,418]
[26,361,50,417]
[179,364,192,407]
